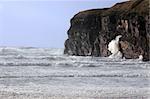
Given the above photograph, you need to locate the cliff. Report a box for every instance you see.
[64,0,150,61]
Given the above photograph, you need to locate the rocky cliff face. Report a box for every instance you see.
[64,0,150,61]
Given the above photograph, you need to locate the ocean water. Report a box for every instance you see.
[0,47,149,99]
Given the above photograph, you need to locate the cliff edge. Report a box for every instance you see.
[64,0,150,61]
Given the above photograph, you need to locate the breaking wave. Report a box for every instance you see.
[0,47,149,69]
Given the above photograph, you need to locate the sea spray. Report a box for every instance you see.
[108,35,122,59]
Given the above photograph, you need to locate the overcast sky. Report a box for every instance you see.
[0,0,128,48]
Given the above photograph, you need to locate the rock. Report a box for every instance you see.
[64,0,150,61]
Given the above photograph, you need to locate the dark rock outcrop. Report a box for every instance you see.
[64,0,150,61]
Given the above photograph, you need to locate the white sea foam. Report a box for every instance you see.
[0,47,149,98]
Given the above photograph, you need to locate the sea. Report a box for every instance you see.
[0,47,149,99]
